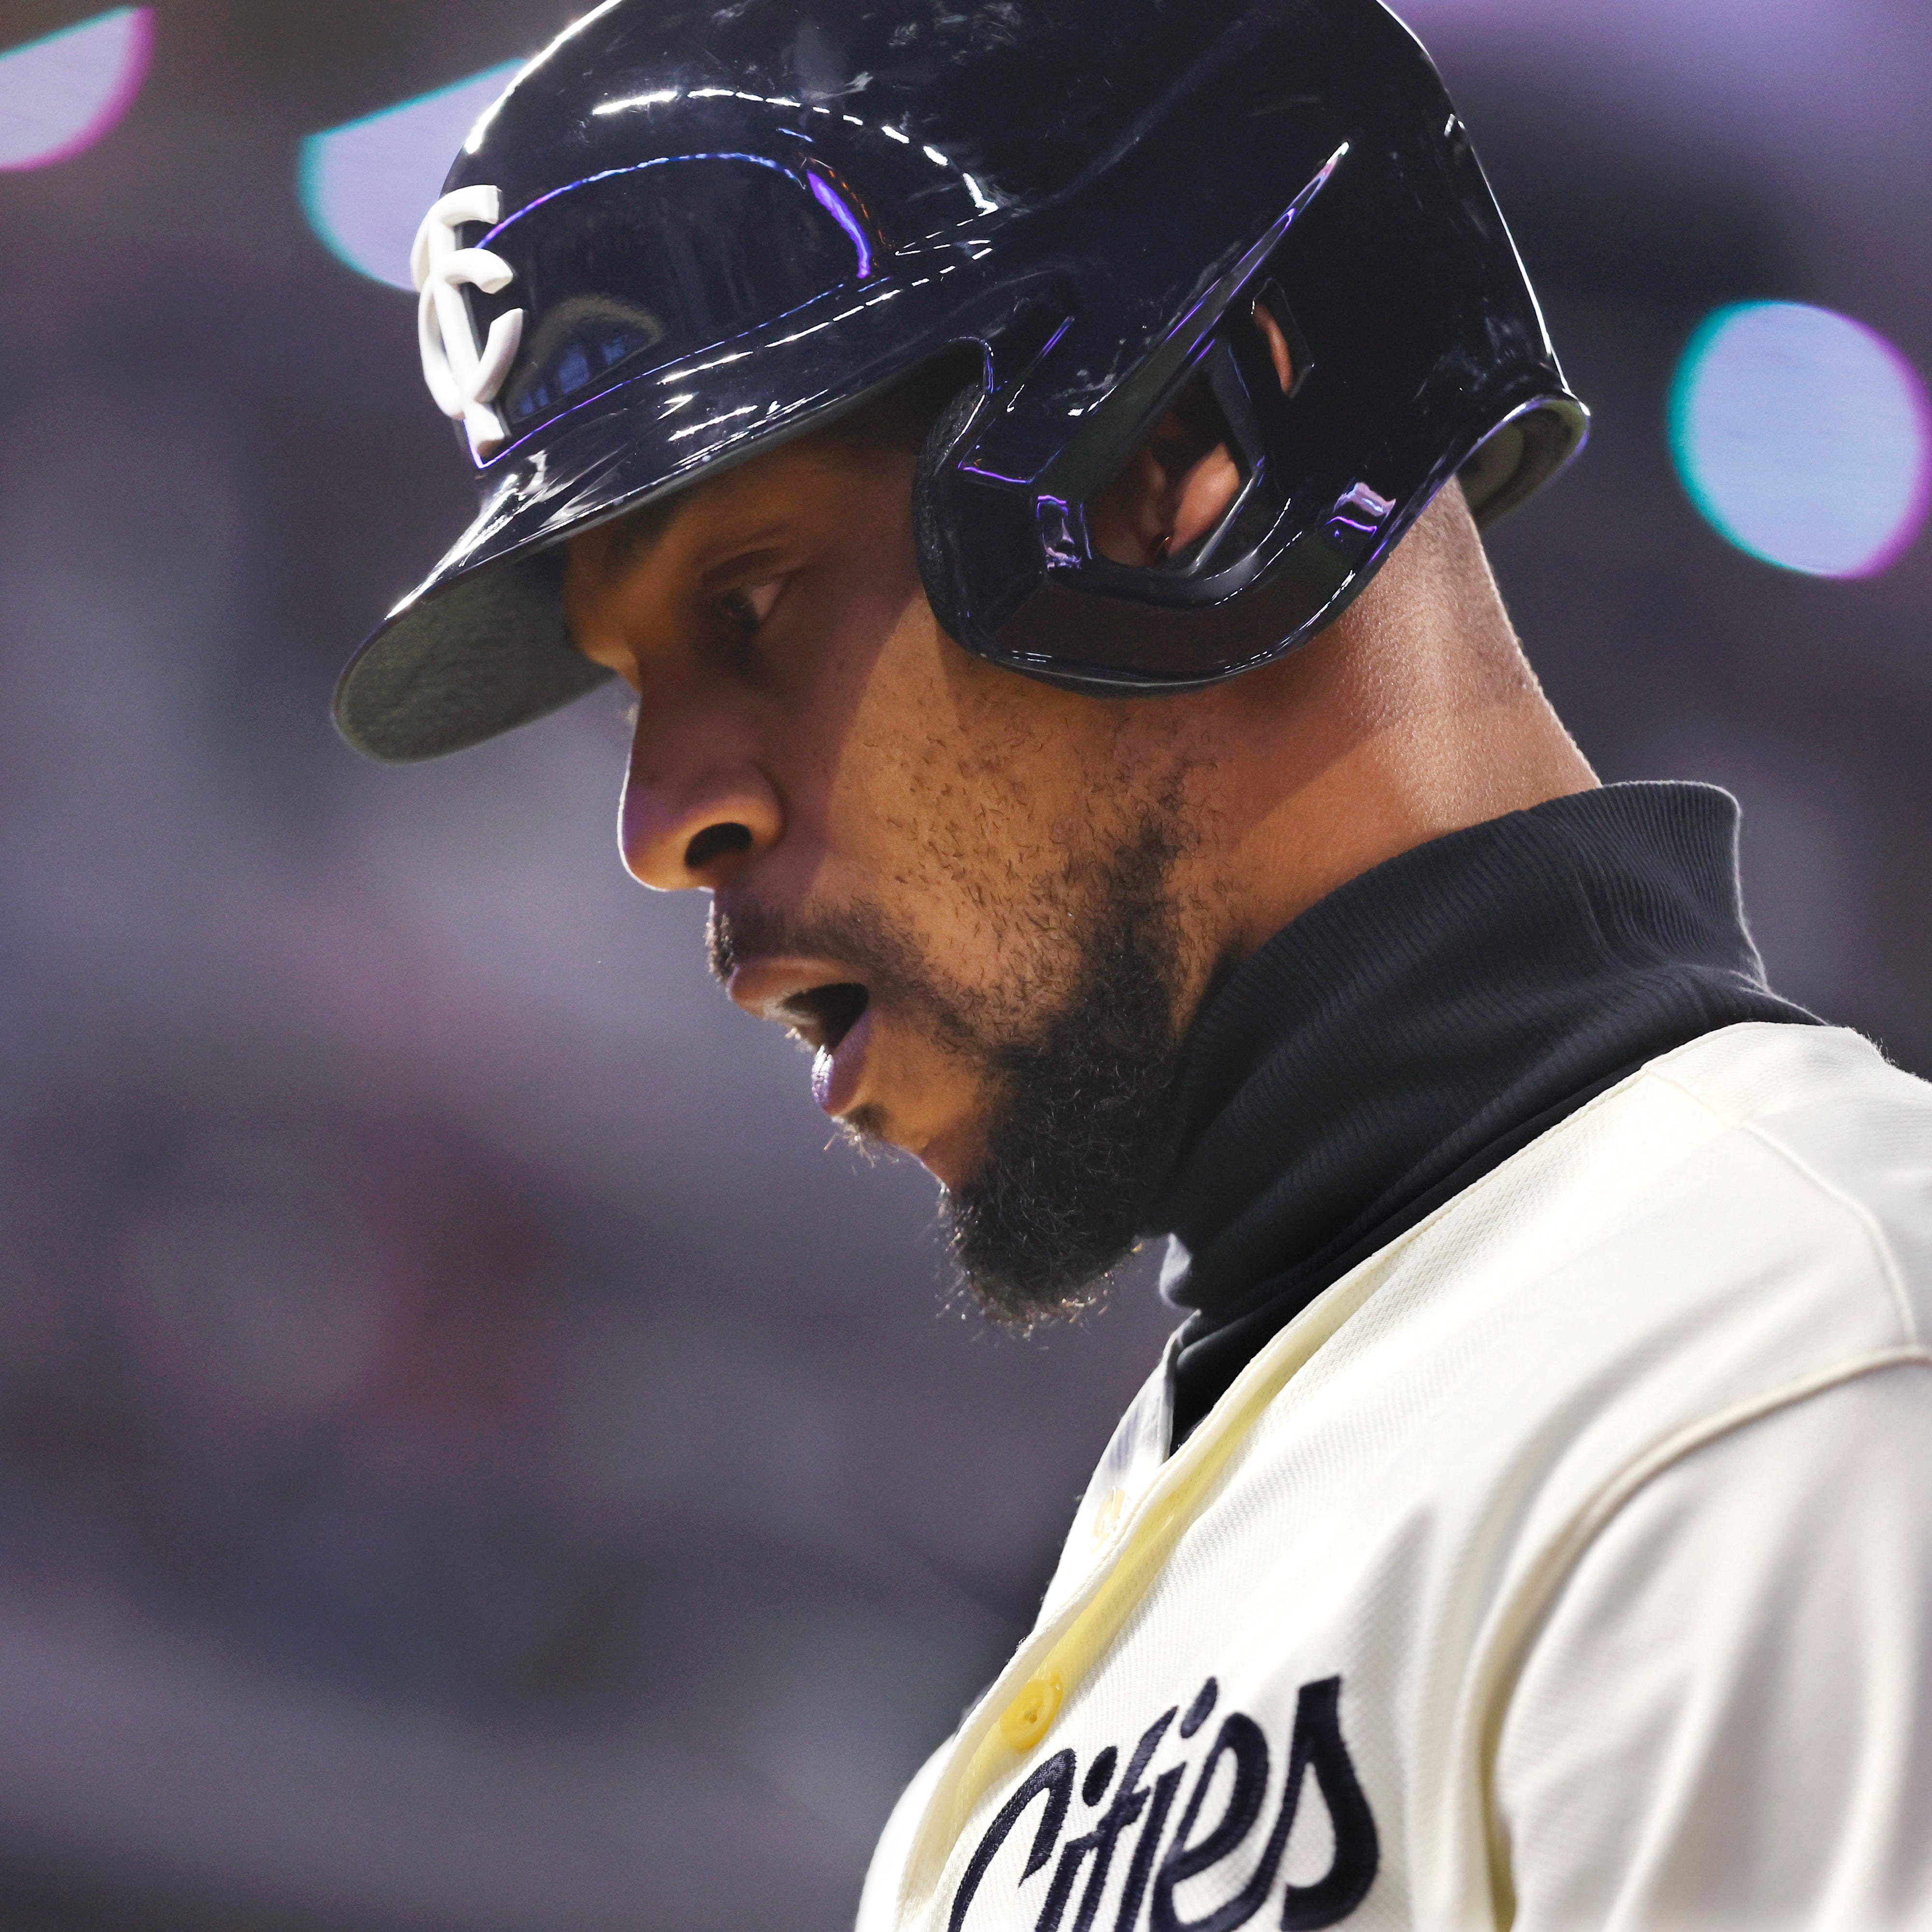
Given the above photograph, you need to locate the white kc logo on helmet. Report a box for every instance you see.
[411,185,525,461]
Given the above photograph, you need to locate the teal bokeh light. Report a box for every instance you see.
[1669,301,1931,579]
[299,62,524,290]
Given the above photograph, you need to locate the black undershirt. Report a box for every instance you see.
[1147,783,1818,1449]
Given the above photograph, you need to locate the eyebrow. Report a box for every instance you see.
[696,536,794,591]
[607,492,684,567]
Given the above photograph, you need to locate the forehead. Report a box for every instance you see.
[568,427,913,591]
[576,356,950,562]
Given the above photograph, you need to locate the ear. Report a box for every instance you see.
[1086,299,1295,569]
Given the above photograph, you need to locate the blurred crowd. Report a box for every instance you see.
[0,0,1927,1924]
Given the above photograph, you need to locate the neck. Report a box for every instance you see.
[1178,485,1598,972]
[1152,782,1818,1446]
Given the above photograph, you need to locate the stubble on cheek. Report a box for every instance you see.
[832,673,1070,1012]
[877,711,1216,1194]
[846,647,1194,1003]
[765,585,1227,1203]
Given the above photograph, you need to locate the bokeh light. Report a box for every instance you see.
[1669,301,1932,578]
[0,7,153,171]
[299,61,524,289]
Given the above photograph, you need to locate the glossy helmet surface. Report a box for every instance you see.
[333,0,1587,762]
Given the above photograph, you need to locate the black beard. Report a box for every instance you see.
[707,816,1193,1328]
[943,819,1190,1328]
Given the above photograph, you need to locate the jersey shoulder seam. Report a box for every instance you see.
[1477,1345,1932,1900]
[1642,1062,1921,1345]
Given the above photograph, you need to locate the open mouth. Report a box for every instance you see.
[776,981,869,1054]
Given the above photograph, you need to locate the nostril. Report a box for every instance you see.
[684,822,753,873]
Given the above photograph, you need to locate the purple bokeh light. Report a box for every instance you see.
[299,62,524,289]
[1670,302,1932,579]
[0,7,153,172]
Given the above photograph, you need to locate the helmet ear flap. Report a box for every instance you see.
[912,378,991,645]
[1457,397,1593,528]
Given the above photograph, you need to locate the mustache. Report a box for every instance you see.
[706,895,922,1004]
[708,892,987,1064]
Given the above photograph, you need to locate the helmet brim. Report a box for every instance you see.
[333,271,977,762]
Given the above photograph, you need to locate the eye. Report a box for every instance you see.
[716,579,783,633]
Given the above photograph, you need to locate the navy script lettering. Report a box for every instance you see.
[950,1675,1377,1932]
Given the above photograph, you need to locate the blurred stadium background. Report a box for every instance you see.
[0,1,1927,1925]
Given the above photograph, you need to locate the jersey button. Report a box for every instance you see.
[999,1668,1064,1753]
[1091,1486,1127,1541]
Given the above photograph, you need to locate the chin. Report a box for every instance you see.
[844,1102,969,1187]
[912,1123,986,1192]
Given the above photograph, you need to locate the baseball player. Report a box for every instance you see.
[334,0,1932,1925]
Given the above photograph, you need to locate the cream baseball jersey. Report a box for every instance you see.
[857,1022,1932,1930]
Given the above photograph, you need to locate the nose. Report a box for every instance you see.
[619,723,784,891]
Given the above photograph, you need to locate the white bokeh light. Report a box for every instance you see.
[299,62,524,290]
[1670,301,1932,578]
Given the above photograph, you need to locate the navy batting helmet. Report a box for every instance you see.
[333,0,1586,762]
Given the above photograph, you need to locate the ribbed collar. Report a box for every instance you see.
[1149,783,1817,1445]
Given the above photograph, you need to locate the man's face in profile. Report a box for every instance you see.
[563,427,1223,1321]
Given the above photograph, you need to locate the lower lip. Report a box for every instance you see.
[811,1006,874,1116]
